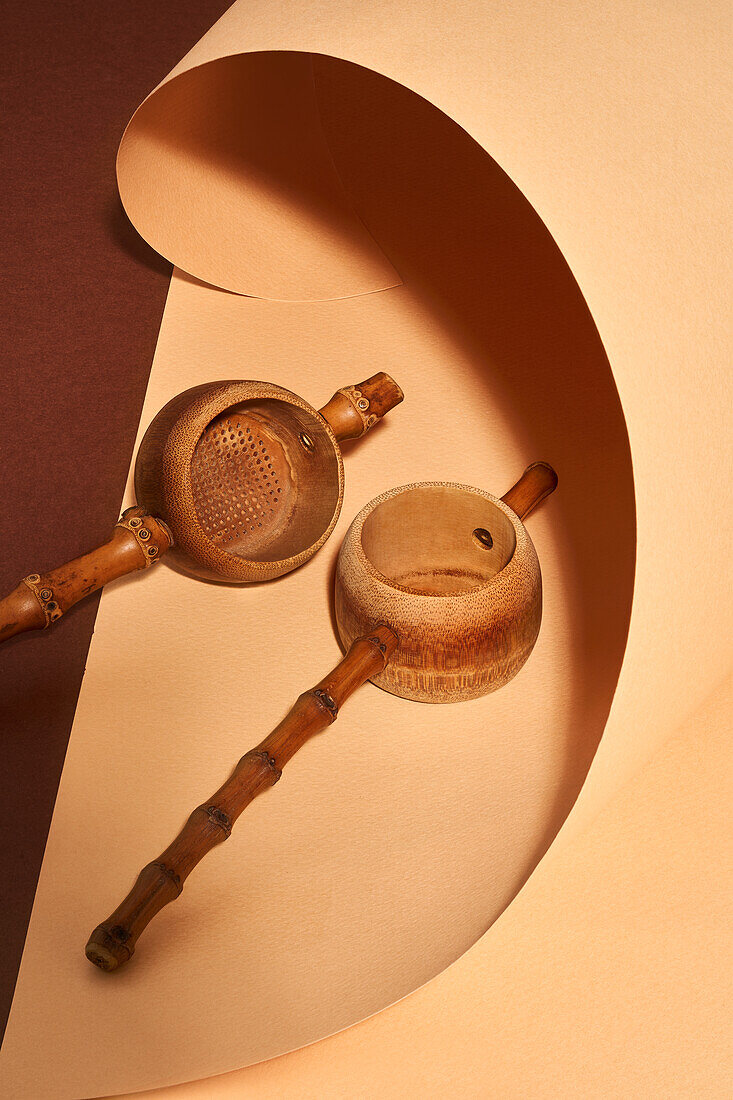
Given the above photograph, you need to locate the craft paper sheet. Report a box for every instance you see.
[134,671,733,1099]
[0,262,632,1096]
[1,1,730,1097]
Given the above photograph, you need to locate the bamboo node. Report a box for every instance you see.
[337,385,374,435]
[312,688,339,720]
[116,513,163,567]
[246,750,283,782]
[202,805,232,837]
[23,575,63,626]
[151,861,182,895]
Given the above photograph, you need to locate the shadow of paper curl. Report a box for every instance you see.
[117,52,402,299]
[311,54,635,872]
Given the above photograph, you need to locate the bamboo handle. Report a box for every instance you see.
[0,507,173,644]
[501,462,558,521]
[318,372,404,441]
[85,625,398,972]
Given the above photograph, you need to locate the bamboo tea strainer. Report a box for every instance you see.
[86,461,557,971]
[0,372,403,642]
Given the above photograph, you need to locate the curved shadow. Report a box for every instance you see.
[311,54,635,874]
[105,194,172,279]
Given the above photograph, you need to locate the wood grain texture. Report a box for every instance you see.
[86,626,397,971]
[0,508,172,643]
[335,467,556,702]
[134,378,346,583]
[501,462,558,521]
[319,371,405,440]
[135,372,401,582]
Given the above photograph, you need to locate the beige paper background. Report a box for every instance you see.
[0,241,632,1095]
[139,670,732,1099]
[1,0,730,1096]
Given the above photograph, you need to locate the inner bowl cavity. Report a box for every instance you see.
[190,398,341,563]
[360,485,517,595]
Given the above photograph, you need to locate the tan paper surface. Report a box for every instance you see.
[141,671,733,1099]
[1,0,730,1096]
[0,253,631,1095]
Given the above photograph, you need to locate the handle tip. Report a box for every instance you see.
[86,925,134,972]
[526,461,558,493]
[359,372,405,417]
[501,461,558,522]
[319,372,404,441]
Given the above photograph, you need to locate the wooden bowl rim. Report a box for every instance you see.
[342,480,535,600]
[160,379,345,578]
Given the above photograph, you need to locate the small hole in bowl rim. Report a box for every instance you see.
[472,527,494,550]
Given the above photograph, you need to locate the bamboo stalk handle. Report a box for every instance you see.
[319,372,404,441]
[85,625,398,972]
[0,508,173,644]
[501,462,558,521]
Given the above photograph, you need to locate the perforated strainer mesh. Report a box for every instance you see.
[190,411,292,557]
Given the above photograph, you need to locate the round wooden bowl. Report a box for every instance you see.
[134,380,344,583]
[135,373,402,583]
[335,481,543,702]
[0,372,404,643]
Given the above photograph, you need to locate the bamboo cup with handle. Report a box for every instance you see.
[86,461,556,971]
[0,372,403,643]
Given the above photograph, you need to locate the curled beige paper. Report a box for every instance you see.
[1,1,730,1097]
[117,51,401,299]
[140,670,733,1099]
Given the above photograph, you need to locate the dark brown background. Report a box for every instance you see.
[0,1,229,1042]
